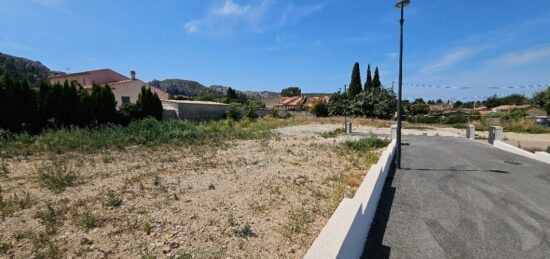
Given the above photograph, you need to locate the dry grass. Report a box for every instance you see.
[0,122,386,258]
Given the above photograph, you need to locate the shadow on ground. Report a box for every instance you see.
[360,163,397,259]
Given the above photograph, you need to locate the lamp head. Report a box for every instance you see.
[395,0,410,8]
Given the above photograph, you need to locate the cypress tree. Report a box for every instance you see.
[137,86,163,120]
[91,84,117,124]
[364,64,373,92]
[372,67,382,90]
[348,62,362,97]
[227,87,237,100]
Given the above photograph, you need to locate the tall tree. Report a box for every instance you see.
[348,62,362,97]
[372,67,382,90]
[137,86,163,120]
[227,87,237,100]
[364,64,372,92]
[90,84,117,124]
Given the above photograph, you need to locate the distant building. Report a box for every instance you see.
[48,69,169,107]
[274,96,330,111]
[491,104,531,113]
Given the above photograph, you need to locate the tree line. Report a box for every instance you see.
[0,75,163,134]
[327,62,397,119]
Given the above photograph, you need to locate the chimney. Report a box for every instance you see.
[130,70,136,80]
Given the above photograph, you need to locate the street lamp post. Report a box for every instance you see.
[344,84,348,133]
[395,0,410,169]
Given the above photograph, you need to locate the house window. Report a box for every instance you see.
[121,96,130,104]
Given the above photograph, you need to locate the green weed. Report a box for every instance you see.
[39,162,78,193]
[320,127,345,138]
[342,137,390,152]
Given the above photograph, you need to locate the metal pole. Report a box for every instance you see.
[396,5,404,169]
[344,84,347,132]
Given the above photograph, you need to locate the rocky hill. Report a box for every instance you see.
[149,79,279,100]
[0,52,63,84]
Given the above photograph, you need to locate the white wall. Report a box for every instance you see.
[305,140,397,259]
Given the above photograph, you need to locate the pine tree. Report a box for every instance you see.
[372,67,381,90]
[348,62,362,97]
[364,64,372,92]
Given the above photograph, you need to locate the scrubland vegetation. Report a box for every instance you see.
[0,116,390,258]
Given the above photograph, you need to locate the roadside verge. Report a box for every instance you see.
[304,139,397,259]
[493,140,550,164]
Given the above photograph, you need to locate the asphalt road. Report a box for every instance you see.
[362,136,550,259]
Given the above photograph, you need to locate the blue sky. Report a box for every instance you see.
[1,0,549,100]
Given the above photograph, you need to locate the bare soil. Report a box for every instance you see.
[0,125,382,258]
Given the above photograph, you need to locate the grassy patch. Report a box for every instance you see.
[342,136,390,152]
[320,127,345,138]
[474,118,550,134]
[74,209,99,229]
[39,162,78,193]
[1,117,297,156]
[0,187,33,219]
[280,206,314,241]
[102,189,123,209]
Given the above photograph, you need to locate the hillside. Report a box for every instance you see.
[149,79,279,100]
[0,52,63,84]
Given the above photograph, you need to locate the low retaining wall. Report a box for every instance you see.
[304,139,397,259]
[534,152,550,164]
[493,140,536,159]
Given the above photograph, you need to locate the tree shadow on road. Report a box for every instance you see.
[360,162,397,259]
[400,168,510,174]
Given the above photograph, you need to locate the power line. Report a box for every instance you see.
[402,82,548,90]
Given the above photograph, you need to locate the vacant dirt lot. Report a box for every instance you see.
[0,124,383,258]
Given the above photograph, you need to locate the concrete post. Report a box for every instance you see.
[489,126,503,144]
[346,122,353,134]
[466,125,475,140]
[390,125,397,140]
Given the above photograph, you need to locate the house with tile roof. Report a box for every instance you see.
[49,69,169,107]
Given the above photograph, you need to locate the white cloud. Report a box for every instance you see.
[184,1,328,36]
[185,20,200,33]
[421,47,480,73]
[279,2,326,27]
[486,45,550,67]
[213,0,251,16]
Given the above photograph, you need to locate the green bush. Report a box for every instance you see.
[243,104,258,120]
[226,103,241,121]
[310,101,329,117]
[443,115,467,124]
[546,146,550,153]
[343,137,390,152]
[270,109,279,118]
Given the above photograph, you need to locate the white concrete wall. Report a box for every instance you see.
[534,152,550,164]
[162,100,228,121]
[493,140,536,159]
[305,139,397,259]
